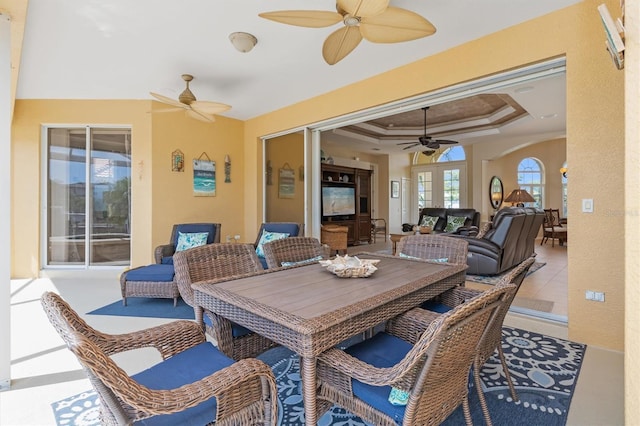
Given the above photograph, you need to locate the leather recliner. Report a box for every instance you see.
[458,207,544,276]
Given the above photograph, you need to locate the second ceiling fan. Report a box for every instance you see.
[259,0,436,65]
[397,106,459,151]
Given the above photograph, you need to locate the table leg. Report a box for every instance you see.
[301,356,318,425]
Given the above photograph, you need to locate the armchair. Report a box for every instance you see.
[253,222,302,268]
[315,283,515,426]
[387,256,536,424]
[457,207,543,275]
[371,218,387,243]
[41,292,278,426]
[155,223,221,264]
[173,243,278,360]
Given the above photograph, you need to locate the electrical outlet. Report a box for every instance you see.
[585,290,605,302]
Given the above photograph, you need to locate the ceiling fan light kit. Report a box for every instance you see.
[229,32,258,52]
[150,74,231,123]
[259,0,436,65]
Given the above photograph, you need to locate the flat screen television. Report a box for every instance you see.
[322,186,355,217]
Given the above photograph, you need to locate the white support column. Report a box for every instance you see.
[0,12,12,391]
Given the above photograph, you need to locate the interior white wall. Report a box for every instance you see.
[0,12,12,390]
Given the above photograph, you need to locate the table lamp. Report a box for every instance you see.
[504,189,535,207]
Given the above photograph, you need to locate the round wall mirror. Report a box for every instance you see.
[489,176,504,210]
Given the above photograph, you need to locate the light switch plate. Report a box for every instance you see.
[582,199,594,213]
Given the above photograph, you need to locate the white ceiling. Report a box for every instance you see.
[17,0,579,124]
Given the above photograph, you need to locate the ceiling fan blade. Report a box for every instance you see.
[360,7,436,43]
[402,143,419,150]
[191,100,232,115]
[151,107,185,113]
[397,141,419,145]
[338,0,389,18]
[435,139,458,145]
[150,92,188,109]
[186,109,215,123]
[323,26,363,65]
[258,10,342,28]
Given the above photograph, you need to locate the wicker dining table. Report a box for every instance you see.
[193,252,467,425]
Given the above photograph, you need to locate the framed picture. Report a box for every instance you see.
[391,180,400,198]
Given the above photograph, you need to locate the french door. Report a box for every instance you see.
[411,163,467,220]
[44,127,131,267]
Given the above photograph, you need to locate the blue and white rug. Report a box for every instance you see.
[52,326,585,425]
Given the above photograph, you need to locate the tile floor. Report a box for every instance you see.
[0,239,622,425]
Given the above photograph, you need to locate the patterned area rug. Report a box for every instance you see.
[51,326,585,426]
[466,261,546,285]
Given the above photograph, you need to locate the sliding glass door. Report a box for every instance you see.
[46,127,131,267]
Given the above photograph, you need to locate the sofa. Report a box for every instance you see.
[457,207,544,276]
[402,208,480,235]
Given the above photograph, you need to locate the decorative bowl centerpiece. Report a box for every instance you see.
[319,255,380,278]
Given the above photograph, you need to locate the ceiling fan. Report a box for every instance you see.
[259,0,436,65]
[150,74,231,123]
[398,106,459,151]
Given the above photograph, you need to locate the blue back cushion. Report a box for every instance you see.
[420,299,452,313]
[173,224,217,247]
[260,223,300,239]
[345,332,413,422]
[132,342,234,425]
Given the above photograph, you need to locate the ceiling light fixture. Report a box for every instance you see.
[229,32,258,53]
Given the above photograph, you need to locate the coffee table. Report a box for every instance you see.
[193,253,467,424]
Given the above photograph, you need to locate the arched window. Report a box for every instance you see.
[517,157,543,208]
[436,146,466,162]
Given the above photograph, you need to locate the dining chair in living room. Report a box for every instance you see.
[315,282,515,426]
[261,236,331,269]
[387,255,536,425]
[173,243,278,360]
[40,291,278,425]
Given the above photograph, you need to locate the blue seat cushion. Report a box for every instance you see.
[420,299,452,313]
[344,332,413,422]
[125,264,175,282]
[203,313,252,338]
[161,256,174,265]
[132,342,235,425]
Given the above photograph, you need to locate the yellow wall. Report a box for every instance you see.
[265,133,305,224]
[243,1,625,350]
[149,107,245,249]
[11,100,244,274]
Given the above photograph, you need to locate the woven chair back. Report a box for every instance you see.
[396,234,469,265]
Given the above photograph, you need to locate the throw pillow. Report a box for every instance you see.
[388,387,409,406]
[255,231,290,258]
[444,215,467,232]
[175,232,209,252]
[281,255,324,267]
[419,215,439,228]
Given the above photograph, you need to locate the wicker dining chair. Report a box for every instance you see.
[173,242,278,360]
[315,282,515,426]
[40,291,278,426]
[321,224,349,255]
[395,234,469,264]
[387,255,536,425]
[261,236,331,269]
